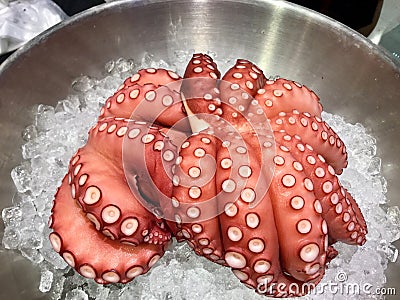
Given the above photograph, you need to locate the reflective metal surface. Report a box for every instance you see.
[0,0,399,299]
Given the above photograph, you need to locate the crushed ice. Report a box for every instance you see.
[2,51,399,299]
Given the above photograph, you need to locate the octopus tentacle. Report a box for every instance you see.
[270,141,327,283]
[214,136,282,294]
[100,83,190,131]
[222,182,310,297]
[255,78,322,119]
[181,53,222,118]
[215,60,267,131]
[183,57,268,132]
[168,133,224,260]
[274,131,367,245]
[213,133,324,296]
[216,135,265,276]
[221,59,266,96]
[70,118,174,245]
[183,53,221,80]
[49,177,166,284]
[271,112,348,174]
[342,191,368,245]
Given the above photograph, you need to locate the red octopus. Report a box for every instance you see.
[49,54,367,297]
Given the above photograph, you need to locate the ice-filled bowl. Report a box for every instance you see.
[0,0,399,299]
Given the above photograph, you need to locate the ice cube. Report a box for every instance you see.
[115,57,134,74]
[377,239,399,263]
[66,288,89,300]
[2,226,21,249]
[72,76,95,92]
[104,59,115,73]
[41,245,69,270]
[35,104,56,131]
[20,247,44,264]
[21,124,38,141]
[39,270,54,293]
[10,162,32,193]
[386,244,399,263]
[55,95,81,115]
[367,157,382,175]
[182,268,215,298]
[384,206,400,242]
[96,75,121,92]
[150,59,170,70]
[1,206,22,227]
[20,228,43,250]
[50,273,66,300]
[387,206,400,226]
[95,287,110,300]
[140,52,155,68]
[174,50,189,62]
[85,281,110,300]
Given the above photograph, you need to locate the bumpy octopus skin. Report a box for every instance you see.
[49,54,367,297]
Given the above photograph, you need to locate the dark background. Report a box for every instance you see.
[0,0,382,64]
[51,0,382,31]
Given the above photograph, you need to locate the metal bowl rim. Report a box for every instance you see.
[0,0,399,77]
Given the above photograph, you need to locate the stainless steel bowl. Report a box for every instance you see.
[0,0,399,299]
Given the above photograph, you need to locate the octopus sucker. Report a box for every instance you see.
[49,53,367,297]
